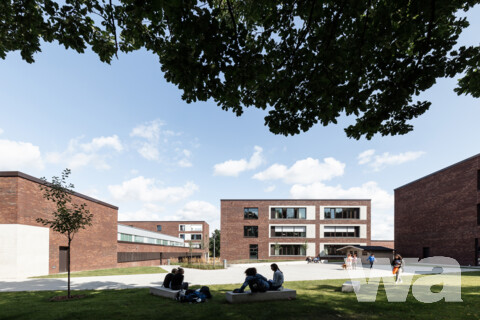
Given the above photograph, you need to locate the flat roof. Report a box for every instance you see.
[0,171,118,210]
[394,152,480,191]
[221,199,371,201]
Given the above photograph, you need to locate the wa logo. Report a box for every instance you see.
[348,256,462,303]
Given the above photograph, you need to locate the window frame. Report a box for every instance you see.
[244,207,259,220]
[244,226,259,238]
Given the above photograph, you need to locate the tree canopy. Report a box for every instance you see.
[2,0,479,139]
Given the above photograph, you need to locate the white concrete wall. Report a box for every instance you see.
[268,242,315,257]
[268,205,316,220]
[0,224,49,278]
[268,224,315,238]
[319,224,367,238]
[319,205,367,220]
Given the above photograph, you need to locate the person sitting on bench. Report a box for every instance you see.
[170,268,189,290]
[267,263,284,290]
[237,267,270,293]
[162,268,177,288]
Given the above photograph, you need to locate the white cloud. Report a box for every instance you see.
[108,176,198,203]
[213,146,264,177]
[45,135,123,170]
[130,120,190,167]
[357,149,375,165]
[290,181,394,239]
[264,185,276,193]
[177,149,193,168]
[165,201,220,231]
[118,203,165,221]
[130,119,163,141]
[358,150,425,171]
[253,157,345,184]
[0,139,44,171]
[81,135,123,152]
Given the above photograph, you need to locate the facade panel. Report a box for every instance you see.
[221,199,371,261]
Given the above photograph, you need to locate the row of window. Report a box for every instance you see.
[270,244,306,256]
[179,233,202,240]
[243,226,362,238]
[244,207,362,220]
[118,233,184,247]
[156,224,203,232]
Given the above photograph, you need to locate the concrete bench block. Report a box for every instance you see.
[225,289,296,304]
[149,286,180,299]
[342,281,360,293]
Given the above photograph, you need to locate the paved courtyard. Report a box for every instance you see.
[0,261,476,292]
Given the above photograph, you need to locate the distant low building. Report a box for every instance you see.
[336,245,394,263]
[0,171,203,278]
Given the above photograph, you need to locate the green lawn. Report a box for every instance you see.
[171,263,225,270]
[30,266,167,278]
[3,272,479,319]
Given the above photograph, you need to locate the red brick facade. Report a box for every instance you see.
[0,172,118,274]
[370,240,395,249]
[120,221,210,256]
[221,199,371,261]
[395,155,480,266]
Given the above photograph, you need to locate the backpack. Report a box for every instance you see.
[199,286,212,299]
[178,289,209,303]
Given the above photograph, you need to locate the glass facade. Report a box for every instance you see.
[324,226,360,238]
[324,207,360,219]
[270,244,306,256]
[270,226,306,237]
[118,233,184,247]
[244,207,259,219]
[270,207,306,219]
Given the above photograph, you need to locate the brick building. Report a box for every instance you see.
[119,221,210,259]
[395,154,480,266]
[0,171,203,278]
[221,199,371,261]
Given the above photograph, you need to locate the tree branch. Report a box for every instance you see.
[226,0,238,42]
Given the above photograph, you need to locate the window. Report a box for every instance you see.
[244,226,258,237]
[270,226,306,237]
[191,234,202,240]
[157,225,162,232]
[270,207,307,219]
[244,208,259,219]
[179,225,185,231]
[324,208,360,219]
[119,233,133,242]
[179,234,185,239]
[249,244,258,259]
[477,204,480,225]
[478,170,480,190]
[324,226,360,238]
[270,244,306,256]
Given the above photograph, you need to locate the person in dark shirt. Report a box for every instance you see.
[170,268,189,290]
[162,268,177,288]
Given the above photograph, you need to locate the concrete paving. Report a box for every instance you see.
[0,261,477,292]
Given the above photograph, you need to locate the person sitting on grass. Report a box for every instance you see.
[170,268,189,290]
[162,268,177,289]
[267,263,284,290]
[236,267,270,293]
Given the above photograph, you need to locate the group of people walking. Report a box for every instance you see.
[344,253,359,270]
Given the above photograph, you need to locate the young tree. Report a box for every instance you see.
[2,1,479,139]
[36,169,93,299]
[209,229,220,258]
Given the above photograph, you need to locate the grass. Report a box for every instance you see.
[171,263,225,270]
[30,266,167,279]
[3,271,479,319]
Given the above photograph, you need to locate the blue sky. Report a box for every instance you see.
[1,6,479,240]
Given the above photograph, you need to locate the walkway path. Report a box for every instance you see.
[0,261,476,292]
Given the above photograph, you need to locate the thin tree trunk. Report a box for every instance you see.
[67,238,71,299]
